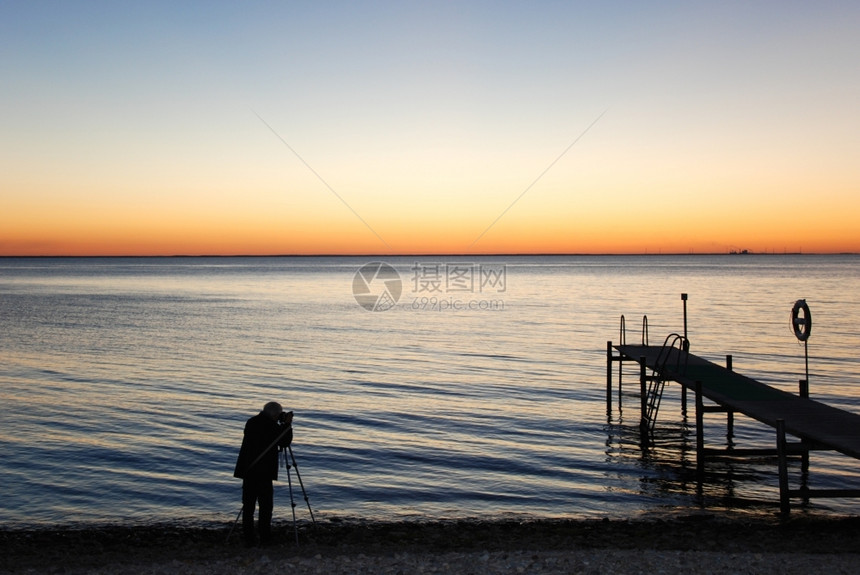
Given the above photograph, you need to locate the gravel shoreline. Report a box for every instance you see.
[3,515,860,574]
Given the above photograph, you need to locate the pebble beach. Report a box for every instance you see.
[3,516,860,574]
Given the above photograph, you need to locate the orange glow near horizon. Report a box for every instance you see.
[3,204,859,256]
[3,177,860,256]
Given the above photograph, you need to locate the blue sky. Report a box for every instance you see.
[2,1,858,254]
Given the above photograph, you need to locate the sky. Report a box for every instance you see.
[1,1,859,256]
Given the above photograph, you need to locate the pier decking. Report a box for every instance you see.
[607,340,860,514]
[616,344,860,460]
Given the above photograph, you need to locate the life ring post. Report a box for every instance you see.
[791,299,812,391]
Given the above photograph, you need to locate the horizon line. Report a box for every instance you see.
[1,251,855,259]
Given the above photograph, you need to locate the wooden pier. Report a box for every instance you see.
[606,339,860,515]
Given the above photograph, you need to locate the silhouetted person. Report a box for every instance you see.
[234,401,293,546]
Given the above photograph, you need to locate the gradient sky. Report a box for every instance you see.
[2,1,858,255]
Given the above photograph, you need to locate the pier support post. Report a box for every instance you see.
[695,380,704,476]
[726,355,734,441]
[777,419,790,516]
[797,379,811,474]
[606,341,613,413]
[681,385,687,416]
[639,356,647,437]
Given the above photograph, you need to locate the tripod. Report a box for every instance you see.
[280,445,316,545]
[226,433,315,545]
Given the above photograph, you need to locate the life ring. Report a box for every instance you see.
[791,299,812,342]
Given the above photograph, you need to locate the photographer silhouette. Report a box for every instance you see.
[233,402,293,547]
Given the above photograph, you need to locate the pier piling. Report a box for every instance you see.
[606,339,860,514]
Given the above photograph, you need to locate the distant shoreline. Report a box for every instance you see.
[1,252,856,259]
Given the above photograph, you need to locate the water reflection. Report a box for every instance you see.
[603,398,836,515]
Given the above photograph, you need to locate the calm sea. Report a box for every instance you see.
[1,255,860,528]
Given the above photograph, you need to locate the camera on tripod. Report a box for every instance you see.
[278,410,294,425]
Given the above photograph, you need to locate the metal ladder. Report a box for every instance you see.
[643,333,690,433]
[619,314,649,347]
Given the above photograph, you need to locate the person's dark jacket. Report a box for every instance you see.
[233,411,293,481]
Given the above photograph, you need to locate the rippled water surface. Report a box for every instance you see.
[2,255,859,527]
